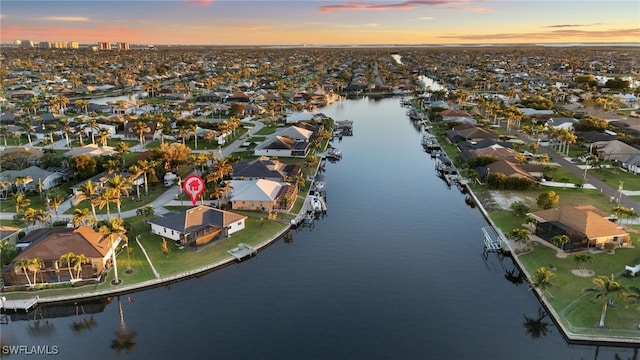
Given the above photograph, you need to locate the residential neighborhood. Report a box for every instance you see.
[0,44,639,350]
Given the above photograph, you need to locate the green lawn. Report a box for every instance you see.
[518,237,640,334]
[589,167,640,191]
[65,184,169,215]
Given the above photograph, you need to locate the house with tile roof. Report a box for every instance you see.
[228,179,298,212]
[148,205,247,248]
[530,205,630,250]
[2,226,116,286]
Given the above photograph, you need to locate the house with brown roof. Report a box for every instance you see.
[530,205,630,250]
[2,226,116,286]
[148,205,247,248]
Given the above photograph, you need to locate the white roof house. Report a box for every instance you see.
[228,179,291,211]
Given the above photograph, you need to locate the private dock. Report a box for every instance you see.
[0,295,40,313]
[481,226,505,252]
[228,243,257,261]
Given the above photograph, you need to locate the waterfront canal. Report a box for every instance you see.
[2,97,637,359]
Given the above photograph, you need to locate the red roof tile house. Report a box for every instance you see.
[2,226,116,287]
[530,205,630,250]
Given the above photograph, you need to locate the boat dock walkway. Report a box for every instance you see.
[481,226,506,251]
[228,243,257,261]
[1,296,40,313]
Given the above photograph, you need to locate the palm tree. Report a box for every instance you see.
[106,175,132,217]
[136,159,158,196]
[27,258,44,286]
[530,267,556,297]
[95,187,119,218]
[74,180,100,218]
[21,120,35,147]
[59,252,77,281]
[573,253,593,272]
[116,142,130,166]
[550,234,570,250]
[23,208,51,230]
[86,119,99,145]
[97,128,111,147]
[72,207,96,227]
[132,120,150,146]
[73,254,89,280]
[136,205,155,224]
[14,258,34,287]
[75,99,89,115]
[12,192,31,214]
[47,189,66,221]
[98,217,127,285]
[584,274,625,328]
[60,119,73,148]
[14,176,33,193]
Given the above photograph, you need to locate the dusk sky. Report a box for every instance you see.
[1,0,639,45]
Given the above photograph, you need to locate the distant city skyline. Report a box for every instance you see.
[1,0,639,46]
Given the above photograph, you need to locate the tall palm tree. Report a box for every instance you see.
[23,208,51,230]
[28,258,44,286]
[47,189,66,221]
[106,175,132,218]
[99,217,127,285]
[95,188,119,218]
[132,120,150,146]
[116,142,130,166]
[12,192,31,214]
[21,119,35,147]
[59,252,77,281]
[75,99,89,115]
[136,159,158,196]
[97,128,111,147]
[86,119,99,145]
[14,259,34,287]
[74,180,99,218]
[74,254,89,280]
[584,274,625,328]
[529,267,556,297]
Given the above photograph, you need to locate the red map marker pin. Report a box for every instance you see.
[183,175,205,206]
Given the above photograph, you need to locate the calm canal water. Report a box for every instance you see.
[2,97,638,359]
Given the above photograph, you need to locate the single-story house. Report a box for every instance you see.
[232,156,302,181]
[2,226,115,286]
[228,179,298,212]
[0,165,65,192]
[593,140,640,173]
[530,205,630,249]
[440,109,476,125]
[63,144,118,158]
[253,136,311,158]
[148,205,247,248]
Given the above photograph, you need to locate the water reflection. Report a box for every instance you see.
[522,307,553,339]
[110,296,137,355]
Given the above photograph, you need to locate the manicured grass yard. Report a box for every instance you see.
[518,238,640,334]
[136,212,288,277]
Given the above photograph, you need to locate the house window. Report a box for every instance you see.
[237,221,241,226]
[164,228,166,233]
[171,230,174,235]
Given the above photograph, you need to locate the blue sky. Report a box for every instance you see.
[1,1,638,45]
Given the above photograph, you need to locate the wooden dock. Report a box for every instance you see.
[0,296,40,313]
[228,243,257,261]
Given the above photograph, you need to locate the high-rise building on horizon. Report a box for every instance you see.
[98,41,111,50]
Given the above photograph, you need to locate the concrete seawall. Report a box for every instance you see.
[465,184,640,346]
